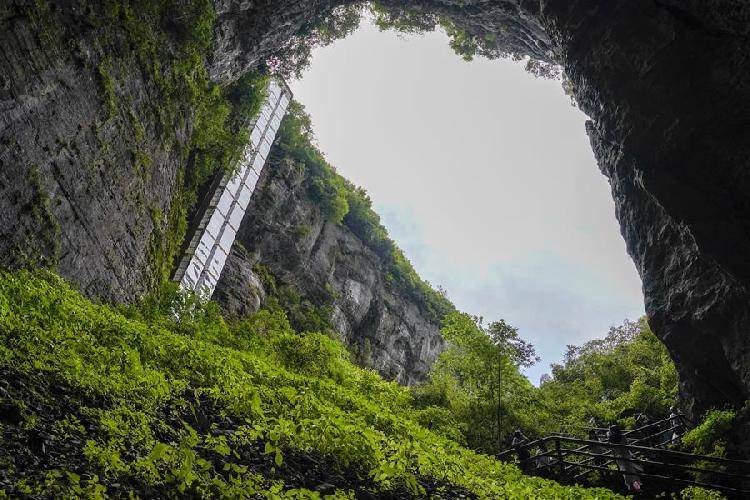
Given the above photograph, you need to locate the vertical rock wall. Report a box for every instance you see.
[549,0,750,418]
[0,2,190,301]
[214,152,445,385]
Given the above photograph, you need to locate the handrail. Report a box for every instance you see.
[558,437,750,467]
[568,423,686,477]
[517,435,750,467]
[623,414,685,438]
[563,458,750,496]
[560,446,750,480]
[500,433,750,496]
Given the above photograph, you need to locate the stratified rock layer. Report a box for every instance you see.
[0,2,191,301]
[214,154,445,385]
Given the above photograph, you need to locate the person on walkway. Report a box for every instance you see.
[534,442,554,477]
[512,429,532,473]
[669,406,685,446]
[635,413,648,436]
[608,424,643,492]
[588,427,606,466]
[588,416,600,431]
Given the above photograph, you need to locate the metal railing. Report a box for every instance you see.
[498,429,750,497]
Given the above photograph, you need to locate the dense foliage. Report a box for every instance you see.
[410,316,682,453]
[0,271,623,499]
[252,263,336,336]
[368,3,562,78]
[267,5,363,79]
[682,410,736,458]
[535,319,679,435]
[412,313,541,455]
[275,102,455,321]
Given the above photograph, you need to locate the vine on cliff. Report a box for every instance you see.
[78,0,269,288]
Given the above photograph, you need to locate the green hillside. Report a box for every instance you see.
[0,271,622,499]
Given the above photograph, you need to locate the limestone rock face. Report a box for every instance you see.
[547,0,750,420]
[209,0,357,83]
[0,2,190,302]
[212,244,267,319]
[214,156,445,385]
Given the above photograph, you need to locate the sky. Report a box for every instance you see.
[288,19,645,384]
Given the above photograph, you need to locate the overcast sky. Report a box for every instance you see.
[288,20,645,384]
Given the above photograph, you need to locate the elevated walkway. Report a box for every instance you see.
[498,417,750,497]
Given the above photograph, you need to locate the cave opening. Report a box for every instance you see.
[2,1,750,494]
[285,18,645,383]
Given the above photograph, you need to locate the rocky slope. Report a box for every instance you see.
[213,151,445,385]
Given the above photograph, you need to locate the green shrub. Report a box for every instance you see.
[680,485,726,499]
[253,264,335,334]
[683,409,736,456]
[0,270,623,498]
[536,319,678,434]
[272,332,349,381]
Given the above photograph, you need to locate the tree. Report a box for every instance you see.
[537,318,678,434]
[414,313,539,454]
[487,319,539,369]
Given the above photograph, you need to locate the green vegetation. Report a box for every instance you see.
[24,165,62,267]
[368,3,561,78]
[96,56,118,119]
[267,5,363,78]
[683,410,736,458]
[253,263,335,335]
[535,319,679,434]
[412,313,540,455]
[107,0,265,287]
[275,102,454,321]
[0,270,623,498]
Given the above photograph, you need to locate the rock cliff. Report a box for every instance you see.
[0,1,191,301]
[213,151,445,385]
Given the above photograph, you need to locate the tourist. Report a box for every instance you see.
[607,424,643,492]
[588,428,606,466]
[512,429,532,473]
[669,406,685,446]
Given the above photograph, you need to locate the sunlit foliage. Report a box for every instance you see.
[0,270,622,498]
[413,313,542,454]
[535,319,679,434]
